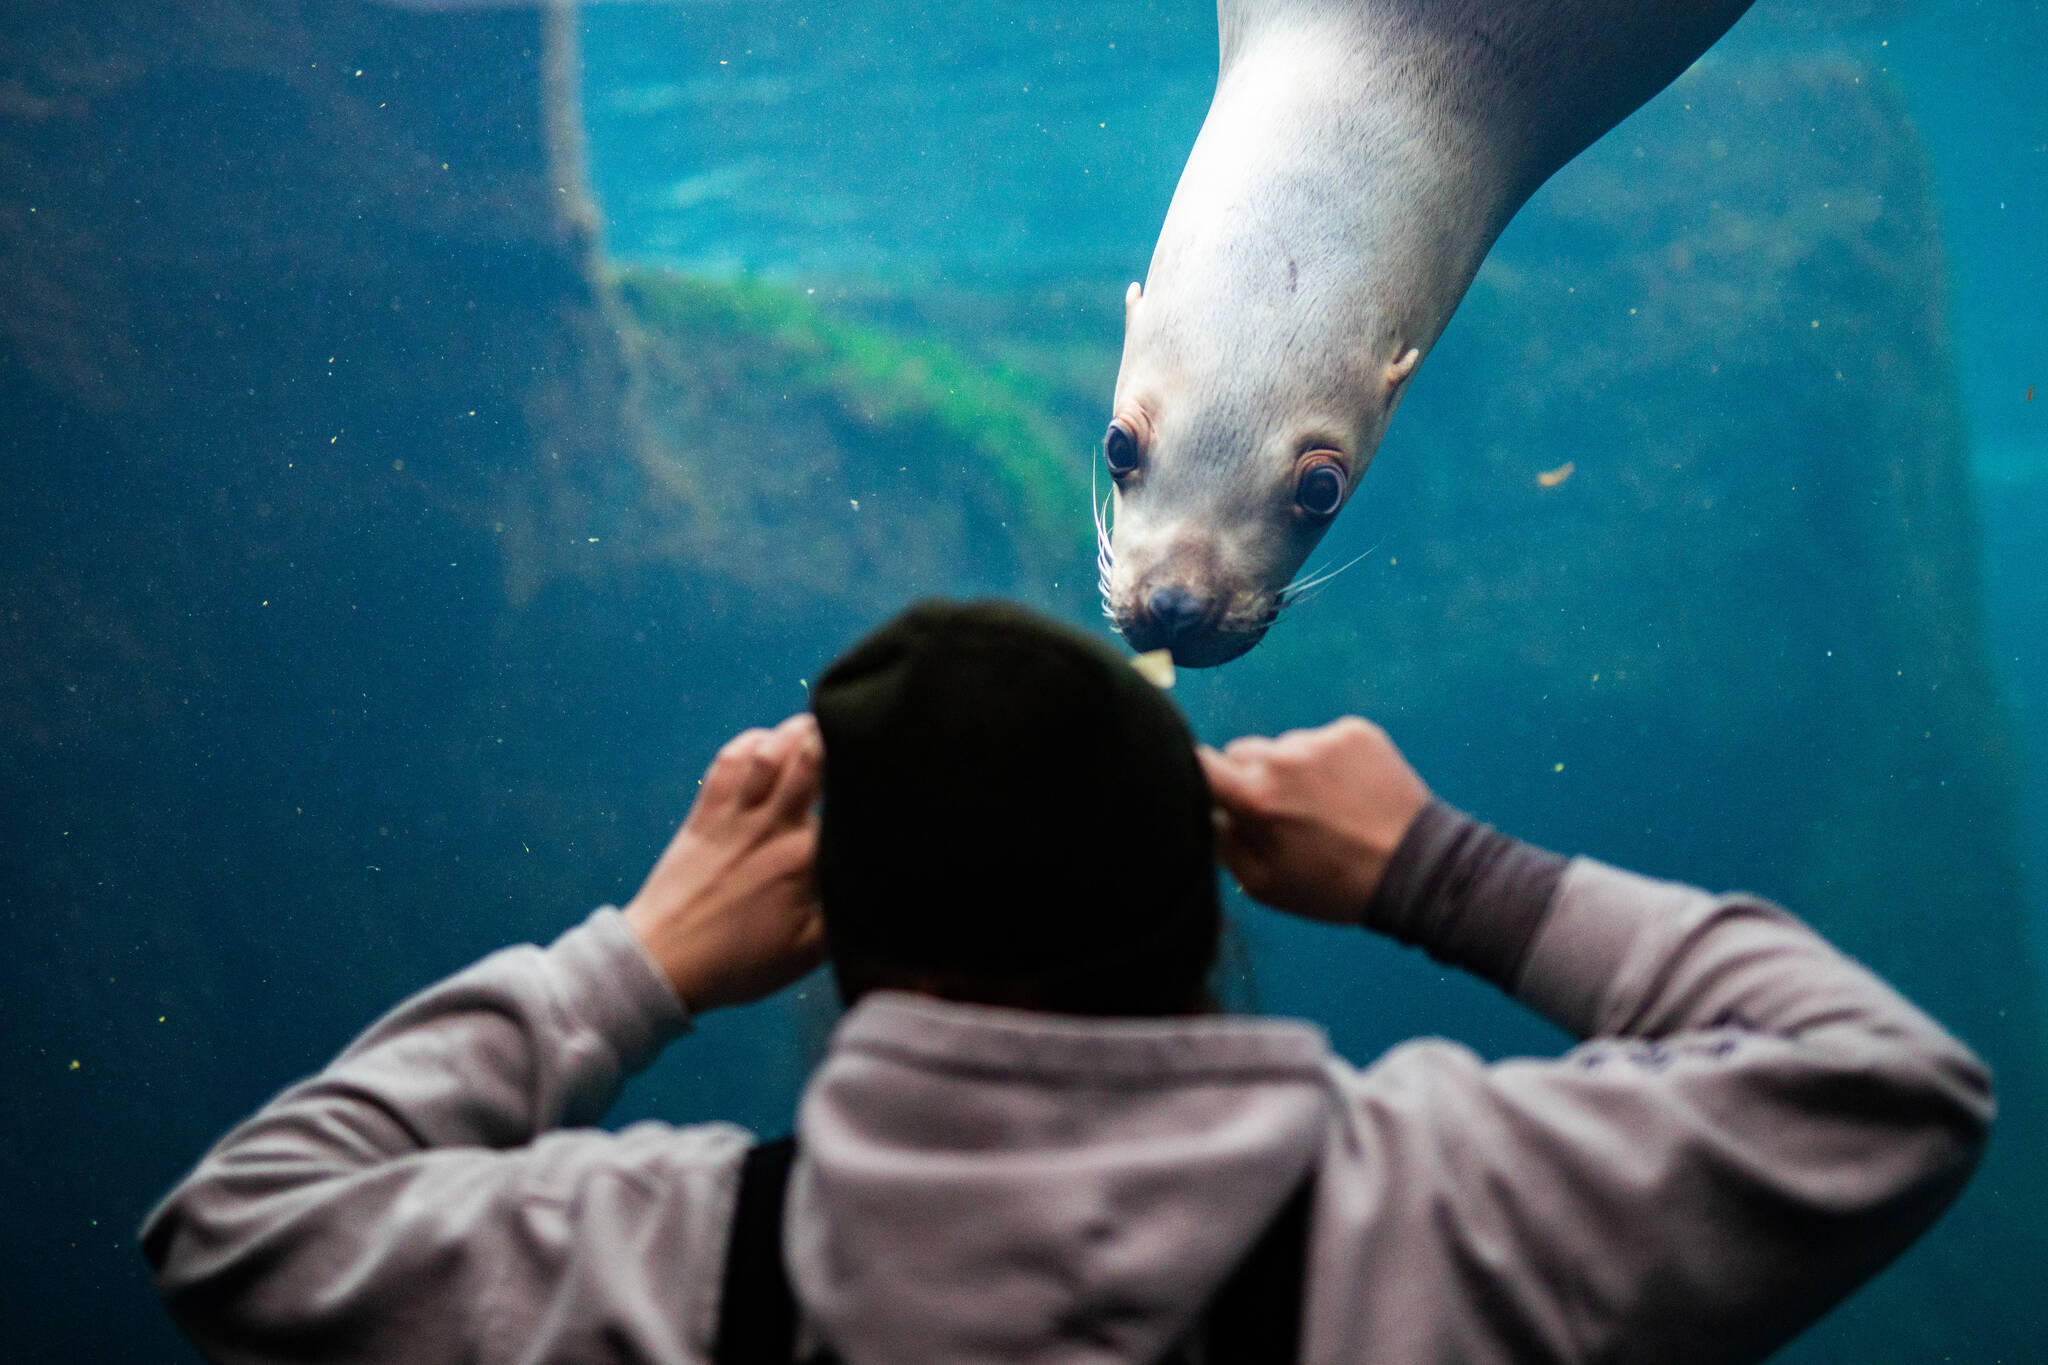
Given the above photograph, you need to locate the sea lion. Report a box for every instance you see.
[1102,0,1756,665]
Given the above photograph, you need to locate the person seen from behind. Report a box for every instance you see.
[144,599,1992,1364]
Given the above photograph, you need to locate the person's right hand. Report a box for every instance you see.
[1198,717,1431,924]
[623,714,827,1013]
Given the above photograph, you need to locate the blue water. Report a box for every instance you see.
[3,1,2042,1361]
[580,0,2048,997]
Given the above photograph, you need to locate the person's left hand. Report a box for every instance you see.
[624,714,827,1012]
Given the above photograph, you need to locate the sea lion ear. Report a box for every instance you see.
[1383,346,1421,395]
[1125,280,1143,326]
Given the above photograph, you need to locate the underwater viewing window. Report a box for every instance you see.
[1,1,2042,1361]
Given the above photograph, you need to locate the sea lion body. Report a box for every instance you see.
[1105,0,1756,665]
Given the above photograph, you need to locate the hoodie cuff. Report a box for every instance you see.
[1360,799,1568,990]
[545,907,693,1075]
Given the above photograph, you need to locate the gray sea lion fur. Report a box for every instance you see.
[1105,0,1756,665]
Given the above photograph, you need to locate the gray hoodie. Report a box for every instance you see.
[143,839,1991,1365]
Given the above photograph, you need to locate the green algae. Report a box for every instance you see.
[610,267,1089,553]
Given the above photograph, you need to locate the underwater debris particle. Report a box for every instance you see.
[850,499,859,511]
[1537,461,1575,488]
[68,1060,79,1071]
[1553,763,1565,773]
[1130,649,1176,690]
[2028,386,2035,402]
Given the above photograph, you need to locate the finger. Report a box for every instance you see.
[1329,714,1387,742]
[1209,812,1268,895]
[718,726,771,758]
[787,904,829,966]
[1198,746,1265,813]
[1272,723,1331,756]
[762,913,830,993]
[758,822,821,881]
[1204,739,1272,771]
[765,720,824,822]
[700,729,770,807]
[747,714,812,779]
[1197,745,1239,795]
[733,727,795,807]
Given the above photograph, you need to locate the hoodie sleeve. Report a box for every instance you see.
[139,908,747,1365]
[1317,808,1994,1365]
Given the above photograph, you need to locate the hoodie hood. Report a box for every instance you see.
[786,993,1336,1365]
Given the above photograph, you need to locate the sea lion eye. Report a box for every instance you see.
[1104,423,1141,477]
[1295,458,1347,517]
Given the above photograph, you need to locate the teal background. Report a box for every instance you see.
[1,1,2041,1360]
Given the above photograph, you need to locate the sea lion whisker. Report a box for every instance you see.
[1280,541,1362,597]
[1277,560,1343,597]
[1282,582,1335,610]
[1095,461,1116,620]
[1291,543,1357,586]
[1091,467,1117,584]
[1279,540,1382,605]
[1286,557,1376,609]
[1279,555,1334,600]
[1278,570,1329,604]
[1279,557,1354,601]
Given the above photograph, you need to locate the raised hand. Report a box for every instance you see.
[624,714,827,1012]
[1198,717,1430,924]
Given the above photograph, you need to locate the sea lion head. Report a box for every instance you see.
[1101,275,1421,668]
[1095,0,1753,667]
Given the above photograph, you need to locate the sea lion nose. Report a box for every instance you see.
[1146,585,1209,642]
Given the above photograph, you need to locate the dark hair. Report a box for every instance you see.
[810,600,1220,1016]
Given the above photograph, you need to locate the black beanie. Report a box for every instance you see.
[811,599,1220,1012]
